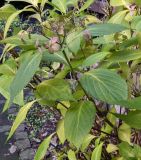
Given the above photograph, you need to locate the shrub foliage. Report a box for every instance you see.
[1,0,141,159]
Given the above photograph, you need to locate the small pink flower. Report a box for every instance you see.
[46,37,60,53]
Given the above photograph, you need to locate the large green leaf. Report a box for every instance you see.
[7,101,36,140]
[109,50,141,62]
[91,142,103,160]
[36,78,74,103]
[80,69,128,104]
[86,23,127,36]
[0,4,16,20]
[9,52,42,107]
[64,101,96,148]
[34,133,54,160]
[114,111,141,129]
[52,0,66,13]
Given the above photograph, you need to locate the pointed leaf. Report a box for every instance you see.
[64,101,96,148]
[9,52,42,107]
[34,133,54,160]
[4,9,23,38]
[91,142,103,160]
[7,101,36,140]
[81,134,96,152]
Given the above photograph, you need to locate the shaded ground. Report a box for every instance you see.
[0,98,19,160]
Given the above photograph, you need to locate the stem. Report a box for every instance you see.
[56,101,69,109]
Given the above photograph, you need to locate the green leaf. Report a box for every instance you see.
[114,111,141,129]
[1,34,47,48]
[0,75,24,111]
[67,0,78,7]
[101,107,116,137]
[110,0,124,6]
[57,119,66,144]
[118,142,135,159]
[106,144,118,153]
[0,4,16,20]
[4,8,25,38]
[80,69,128,104]
[66,31,82,54]
[34,133,54,160]
[118,123,131,144]
[52,0,66,13]
[79,0,95,12]
[91,142,103,160]
[81,134,95,152]
[7,101,36,140]
[9,52,42,107]
[68,150,77,160]
[64,101,96,148]
[109,50,141,63]
[116,96,141,110]
[108,10,128,24]
[36,78,74,103]
[42,51,68,65]
[82,52,110,67]
[57,101,70,117]
[87,23,127,36]
[0,58,17,76]
[7,0,38,6]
